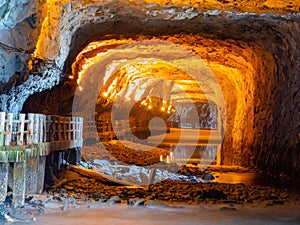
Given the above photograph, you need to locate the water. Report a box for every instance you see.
[212,171,300,195]
[19,204,299,225]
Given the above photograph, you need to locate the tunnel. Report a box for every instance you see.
[0,0,299,221]
[19,4,300,178]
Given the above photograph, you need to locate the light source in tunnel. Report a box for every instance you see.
[73,38,225,110]
[132,96,175,119]
[72,39,225,165]
[127,96,174,139]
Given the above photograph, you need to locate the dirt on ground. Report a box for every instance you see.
[2,141,299,223]
[39,140,298,208]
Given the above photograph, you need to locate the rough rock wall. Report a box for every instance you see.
[0,0,51,113]
[0,0,299,176]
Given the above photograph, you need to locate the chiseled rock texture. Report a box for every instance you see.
[0,0,299,177]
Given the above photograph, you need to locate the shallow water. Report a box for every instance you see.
[20,204,300,225]
[212,172,300,195]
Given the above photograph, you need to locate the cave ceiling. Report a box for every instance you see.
[0,0,299,175]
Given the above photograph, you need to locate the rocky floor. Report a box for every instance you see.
[1,164,297,223]
[1,141,299,223]
[48,141,299,207]
[48,170,294,206]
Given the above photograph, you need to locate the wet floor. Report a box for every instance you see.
[23,139,298,225]
[211,171,300,195]
[26,204,300,225]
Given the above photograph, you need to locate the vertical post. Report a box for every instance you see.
[78,117,83,140]
[67,117,71,141]
[39,114,44,143]
[71,117,75,140]
[27,113,34,145]
[50,116,56,141]
[63,117,67,141]
[79,117,82,140]
[53,116,60,141]
[5,113,13,146]
[7,163,13,194]
[42,115,47,142]
[58,117,62,141]
[25,157,38,194]
[18,114,25,146]
[52,152,59,176]
[0,112,6,146]
[36,156,46,194]
[74,117,78,140]
[12,161,26,207]
[0,163,8,203]
[46,115,52,142]
[32,114,40,144]
[62,117,66,141]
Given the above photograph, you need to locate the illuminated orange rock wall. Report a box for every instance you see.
[1,0,298,176]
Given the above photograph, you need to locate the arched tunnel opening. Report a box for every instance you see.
[1,0,299,221]
[22,19,299,177]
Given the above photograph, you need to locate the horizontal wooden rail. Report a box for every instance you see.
[0,112,83,147]
[83,119,170,141]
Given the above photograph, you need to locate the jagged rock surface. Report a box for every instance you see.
[0,0,299,177]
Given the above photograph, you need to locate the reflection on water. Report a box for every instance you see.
[214,172,280,186]
[213,172,300,194]
[26,205,300,225]
[173,145,217,165]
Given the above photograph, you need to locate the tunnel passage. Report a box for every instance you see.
[22,11,300,177]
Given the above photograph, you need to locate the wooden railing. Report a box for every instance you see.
[0,112,83,207]
[83,119,169,142]
[0,112,83,147]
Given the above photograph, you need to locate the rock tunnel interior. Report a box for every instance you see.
[22,17,300,178]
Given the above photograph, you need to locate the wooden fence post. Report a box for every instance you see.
[66,117,71,141]
[0,112,5,146]
[46,115,51,142]
[80,117,83,139]
[50,115,57,141]
[12,161,26,207]
[25,156,38,194]
[0,163,8,203]
[5,113,13,146]
[74,117,78,140]
[42,115,47,143]
[33,114,39,144]
[63,117,67,141]
[36,156,46,194]
[71,117,75,140]
[38,114,44,143]
[27,114,34,145]
[17,114,25,146]
[58,116,62,141]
